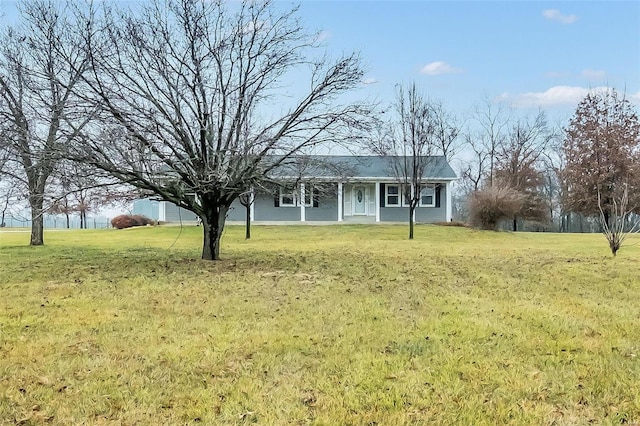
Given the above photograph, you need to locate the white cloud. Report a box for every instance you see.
[314,30,331,43]
[504,86,614,108]
[420,61,463,76]
[543,9,578,24]
[581,69,607,80]
[361,77,379,85]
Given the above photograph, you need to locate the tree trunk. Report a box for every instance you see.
[409,205,415,240]
[201,203,229,260]
[513,216,517,232]
[29,193,44,246]
[66,213,70,229]
[245,204,251,240]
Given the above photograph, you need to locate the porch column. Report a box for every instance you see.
[250,187,255,222]
[375,181,380,222]
[300,183,306,222]
[445,181,453,222]
[337,182,343,222]
[158,201,166,222]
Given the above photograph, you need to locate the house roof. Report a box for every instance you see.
[272,155,457,180]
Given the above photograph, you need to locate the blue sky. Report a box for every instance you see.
[0,0,637,122]
[294,0,640,121]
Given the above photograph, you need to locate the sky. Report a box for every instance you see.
[0,0,637,123]
[291,0,640,123]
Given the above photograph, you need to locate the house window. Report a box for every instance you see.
[278,184,315,207]
[386,185,400,206]
[419,185,435,207]
[279,186,297,207]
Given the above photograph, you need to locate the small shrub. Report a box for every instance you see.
[111,214,156,229]
[469,186,524,230]
[131,215,156,226]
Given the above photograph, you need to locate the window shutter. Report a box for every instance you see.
[274,194,280,207]
[313,187,319,208]
[379,183,386,207]
[435,185,441,208]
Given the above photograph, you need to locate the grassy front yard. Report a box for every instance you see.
[1,225,639,425]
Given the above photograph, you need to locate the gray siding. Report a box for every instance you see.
[132,198,159,220]
[380,206,445,222]
[133,198,198,222]
[415,206,446,222]
[254,193,301,221]
[306,194,338,221]
[226,199,246,221]
[164,203,198,221]
[380,207,411,222]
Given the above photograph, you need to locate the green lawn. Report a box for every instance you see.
[1,225,639,425]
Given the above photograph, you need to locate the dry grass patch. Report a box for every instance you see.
[1,225,639,425]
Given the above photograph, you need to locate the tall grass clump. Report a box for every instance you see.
[469,186,523,230]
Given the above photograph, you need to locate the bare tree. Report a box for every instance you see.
[371,83,440,239]
[47,181,74,228]
[0,179,17,227]
[238,190,253,240]
[457,97,510,219]
[471,96,511,188]
[598,184,640,256]
[0,0,93,244]
[0,150,11,227]
[73,0,369,260]
[459,131,489,193]
[539,122,566,231]
[493,111,553,230]
[431,100,461,160]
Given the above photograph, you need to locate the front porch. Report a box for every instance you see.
[223,179,454,223]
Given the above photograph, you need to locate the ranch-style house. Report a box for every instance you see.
[132,155,457,224]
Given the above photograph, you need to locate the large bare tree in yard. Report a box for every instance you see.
[561,90,640,227]
[0,0,92,245]
[74,0,369,260]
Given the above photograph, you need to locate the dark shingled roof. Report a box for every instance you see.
[272,155,457,180]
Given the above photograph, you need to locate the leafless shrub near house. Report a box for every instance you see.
[111,214,155,229]
[469,185,524,230]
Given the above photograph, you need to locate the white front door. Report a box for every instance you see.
[353,185,366,215]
